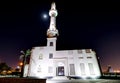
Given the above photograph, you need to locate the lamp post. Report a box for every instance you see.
[19,62,23,72]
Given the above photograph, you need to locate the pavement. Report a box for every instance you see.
[46,77,120,83]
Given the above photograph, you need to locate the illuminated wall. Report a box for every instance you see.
[26,38,101,79]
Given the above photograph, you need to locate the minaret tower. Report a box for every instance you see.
[47,2,58,50]
[47,2,59,37]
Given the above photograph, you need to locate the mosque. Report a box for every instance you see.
[24,2,101,79]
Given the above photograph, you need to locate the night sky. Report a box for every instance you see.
[0,1,120,71]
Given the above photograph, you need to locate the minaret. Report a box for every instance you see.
[47,2,58,50]
[47,2,59,38]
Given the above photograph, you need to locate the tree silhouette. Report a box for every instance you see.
[0,62,12,75]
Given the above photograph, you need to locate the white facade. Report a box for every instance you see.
[25,2,101,79]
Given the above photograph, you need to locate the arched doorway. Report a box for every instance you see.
[57,62,65,76]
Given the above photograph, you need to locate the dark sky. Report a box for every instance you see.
[0,1,120,71]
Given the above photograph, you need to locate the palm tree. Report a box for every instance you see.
[20,49,31,77]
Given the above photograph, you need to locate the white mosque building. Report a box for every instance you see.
[24,2,101,79]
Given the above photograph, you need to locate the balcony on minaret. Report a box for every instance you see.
[47,29,58,38]
[49,2,58,17]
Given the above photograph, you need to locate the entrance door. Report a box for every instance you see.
[58,66,64,76]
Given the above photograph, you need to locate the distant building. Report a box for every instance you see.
[24,2,101,79]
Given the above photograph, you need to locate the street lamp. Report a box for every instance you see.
[19,62,23,72]
[19,62,23,66]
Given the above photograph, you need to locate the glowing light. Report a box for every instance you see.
[114,70,120,73]
[17,66,20,69]
[7,70,12,74]
[19,62,23,66]
[42,13,48,19]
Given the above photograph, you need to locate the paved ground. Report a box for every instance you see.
[0,77,46,83]
[46,79,120,83]
[0,76,120,83]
